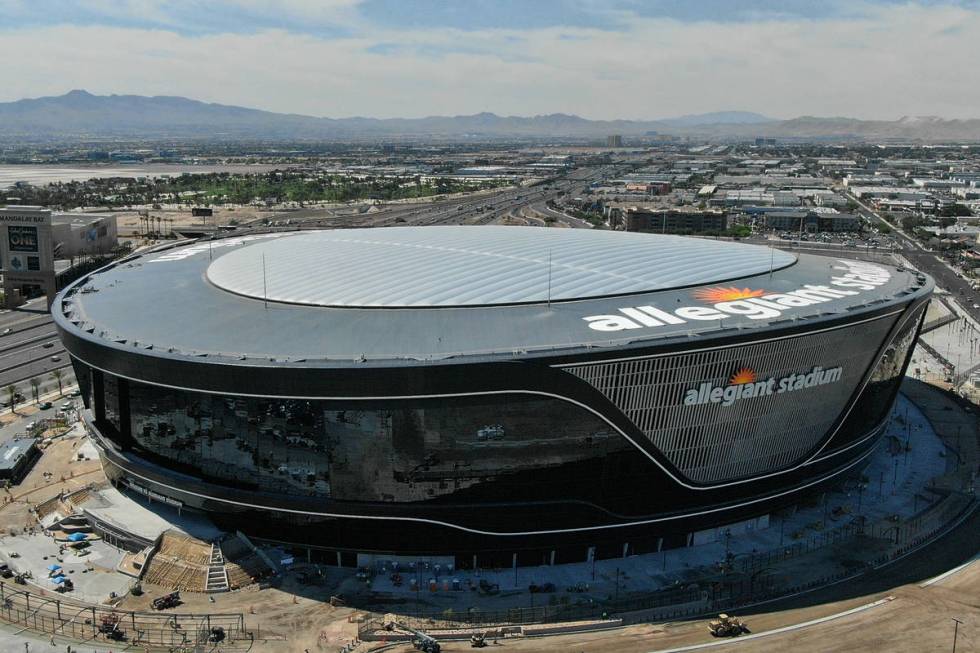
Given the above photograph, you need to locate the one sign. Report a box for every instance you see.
[8,225,38,252]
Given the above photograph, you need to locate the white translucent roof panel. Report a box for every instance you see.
[205,226,797,308]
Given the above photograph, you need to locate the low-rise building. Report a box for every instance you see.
[764,211,862,233]
[51,213,118,258]
[624,207,728,234]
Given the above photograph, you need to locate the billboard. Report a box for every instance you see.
[8,226,39,252]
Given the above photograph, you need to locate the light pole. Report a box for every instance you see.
[952,617,962,653]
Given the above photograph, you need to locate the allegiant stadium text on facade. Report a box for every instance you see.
[583,260,890,332]
[684,366,844,407]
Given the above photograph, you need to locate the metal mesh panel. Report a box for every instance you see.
[562,314,898,484]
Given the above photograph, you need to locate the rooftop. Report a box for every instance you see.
[55,227,929,366]
[205,226,797,308]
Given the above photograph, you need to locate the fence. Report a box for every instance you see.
[358,492,976,637]
[359,571,779,634]
[0,581,247,649]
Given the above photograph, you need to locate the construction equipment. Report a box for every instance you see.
[383,613,441,653]
[152,590,182,610]
[470,632,487,648]
[708,614,749,637]
[99,613,126,641]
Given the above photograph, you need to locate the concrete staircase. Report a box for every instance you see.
[204,542,229,593]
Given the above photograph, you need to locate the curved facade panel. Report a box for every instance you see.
[561,312,897,484]
[54,227,932,561]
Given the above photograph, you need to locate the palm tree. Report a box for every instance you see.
[29,377,40,404]
[50,369,65,397]
[5,385,18,413]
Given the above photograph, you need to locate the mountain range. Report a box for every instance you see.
[1,90,978,142]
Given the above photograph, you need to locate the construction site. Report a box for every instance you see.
[0,230,971,650]
[0,364,969,652]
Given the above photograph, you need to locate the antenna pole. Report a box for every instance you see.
[547,250,553,309]
[262,253,268,310]
[769,244,774,280]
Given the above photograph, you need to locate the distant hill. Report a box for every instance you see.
[658,111,776,127]
[0,90,667,139]
[0,90,978,142]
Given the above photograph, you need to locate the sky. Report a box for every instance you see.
[0,0,978,121]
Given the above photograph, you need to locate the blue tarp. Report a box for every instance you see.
[67,533,87,542]
[47,564,61,571]
[50,576,65,584]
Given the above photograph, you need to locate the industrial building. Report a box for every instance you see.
[54,227,931,566]
[624,208,729,234]
[0,438,41,484]
[763,211,863,233]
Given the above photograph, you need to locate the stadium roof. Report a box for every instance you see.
[55,227,929,366]
[205,227,798,308]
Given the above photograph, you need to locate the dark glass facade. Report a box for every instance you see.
[121,384,626,502]
[58,290,929,565]
[821,304,925,453]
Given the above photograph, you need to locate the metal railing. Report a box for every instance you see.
[358,492,976,635]
[0,581,247,649]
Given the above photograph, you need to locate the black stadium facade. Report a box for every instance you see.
[53,227,932,567]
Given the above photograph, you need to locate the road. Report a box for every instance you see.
[0,304,74,394]
[847,192,980,323]
[244,165,612,232]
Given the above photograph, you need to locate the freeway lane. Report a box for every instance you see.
[846,192,980,325]
[239,164,613,232]
[0,307,73,390]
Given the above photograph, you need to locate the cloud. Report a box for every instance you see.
[0,2,977,120]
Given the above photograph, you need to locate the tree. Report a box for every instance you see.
[939,204,973,218]
[5,385,18,413]
[29,377,40,404]
[50,369,64,397]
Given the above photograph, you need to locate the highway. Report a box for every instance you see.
[245,165,612,231]
[0,304,73,395]
[846,192,980,324]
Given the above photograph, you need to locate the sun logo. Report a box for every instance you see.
[729,368,757,385]
[692,287,766,303]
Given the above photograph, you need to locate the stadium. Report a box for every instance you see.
[53,226,932,567]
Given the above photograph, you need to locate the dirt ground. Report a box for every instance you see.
[114,206,266,238]
[0,436,103,536]
[373,563,979,653]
